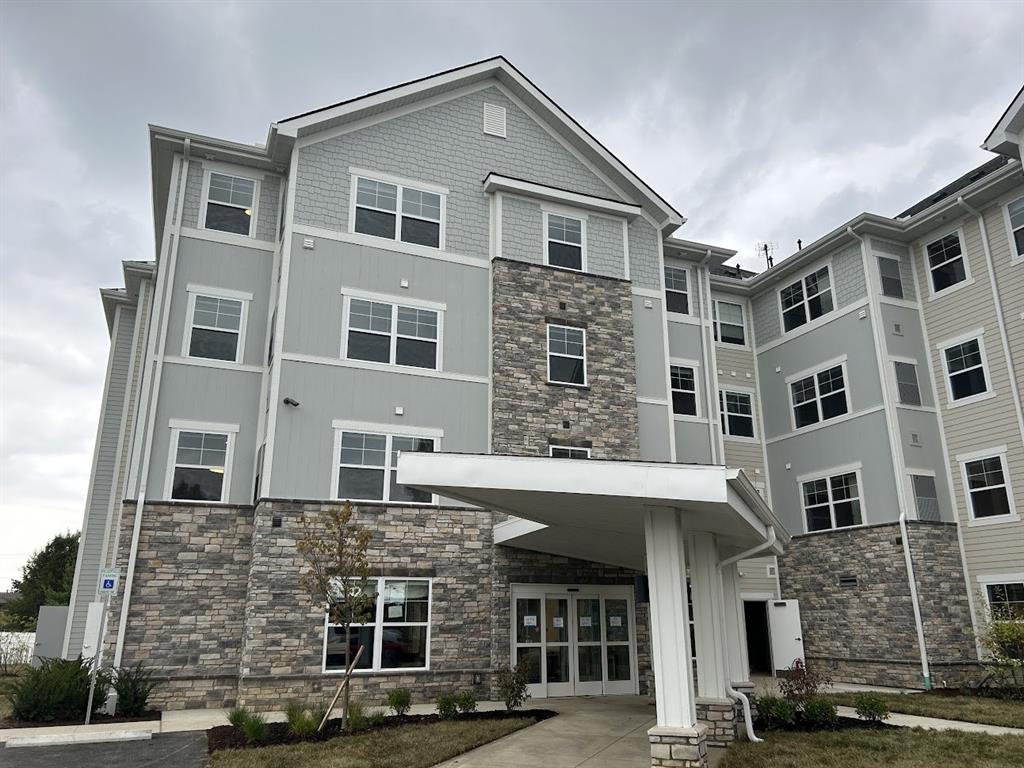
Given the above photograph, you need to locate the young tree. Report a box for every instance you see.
[297,502,375,728]
[6,532,79,630]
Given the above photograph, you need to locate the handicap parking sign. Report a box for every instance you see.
[99,569,119,593]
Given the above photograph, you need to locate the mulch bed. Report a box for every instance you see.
[0,710,161,729]
[207,709,557,754]
[755,716,897,733]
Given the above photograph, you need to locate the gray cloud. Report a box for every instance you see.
[1,0,1021,587]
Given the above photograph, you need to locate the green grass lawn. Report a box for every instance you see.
[828,691,1024,729]
[721,728,1024,768]
[209,718,534,768]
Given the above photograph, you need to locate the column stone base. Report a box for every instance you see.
[695,697,737,746]
[648,723,709,767]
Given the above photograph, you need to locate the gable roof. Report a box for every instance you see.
[275,56,684,232]
[983,84,1024,159]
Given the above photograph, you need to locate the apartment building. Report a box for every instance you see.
[62,58,1022,760]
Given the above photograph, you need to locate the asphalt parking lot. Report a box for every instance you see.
[0,732,208,768]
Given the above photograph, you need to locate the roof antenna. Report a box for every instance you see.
[797,239,803,250]
[755,241,776,269]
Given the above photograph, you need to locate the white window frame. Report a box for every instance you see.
[181,284,253,365]
[877,256,905,299]
[936,329,994,409]
[163,419,239,504]
[669,360,700,419]
[322,576,433,674]
[664,264,692,316]
[340,288,445,373]
[956,446,1019,526]
[905,468,939,521]
[797,463,866,534]
[719,387,757,441]
[785,356,850,432]
[546,323,588,387]
[777,263,835,335]
[889,355,923,407]
[542,209,588,273]
[548,445,591,459]
[330,420,443,506]
[1003,194,1024,265]
[923,227,972,299]
[977,573,1024,622]
[713,299,747,347]
[348,168,448,251]
[199,164,260,239]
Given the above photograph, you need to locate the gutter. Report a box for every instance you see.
[697,249,720,462]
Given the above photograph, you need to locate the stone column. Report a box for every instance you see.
[689,532,728,699]
[644,509,708,768]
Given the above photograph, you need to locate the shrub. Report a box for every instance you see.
[10,657,110,722]
[978,610,1024,696]
[239,711,267,743]
[779,659,831,707]
[227,706,250,727]
[800,696,838,730]
[387,687,412,716]
[112,663,155,716]
[495,660,531,711]
[346,700,368,730]
[754,694,795,730]
[853,692,890,723]
[436,692,460,719]
[365,707,387,727]
[285,702,319,738]
[454,690,477,714]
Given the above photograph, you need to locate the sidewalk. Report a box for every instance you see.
[836,706,1024,736]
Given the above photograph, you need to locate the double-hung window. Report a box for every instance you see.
[167,421,236,503]
[925,232,968,293]
[960,451,1014,521]
[203,171,257,236]
[789,363,848,429]
[802,469,863,532]
[878,257,904,299]
[185,287,249,363]
[941,336,989,403]
[549,446,591,459]
[893,361,922,406]
[344,296,440,370]
[325,577,431,672]
[353,175,443,248]
[664,266,690,314]
[1007,196,1024,261]
[545,213,585,271]
[719,390,755,438]
[713,300,746,345]
[985,583,1024,620]
[780,266,834,332]
[334,429,437,504]
[670,365,697,416]
[910,474,940,522]
[547,324,586,386]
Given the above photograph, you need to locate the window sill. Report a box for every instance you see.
[672,414,707,424]
[724,435,760,444]
[967,513,1021,528]
[181,227,276,252]
[716,341,750,351]
[546,380,590,390]
[165,356,263,374]
[668,314,701,326]
[323,667,431,676]
[947,390,997,409]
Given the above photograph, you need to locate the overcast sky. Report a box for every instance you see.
[1,1,1021,589]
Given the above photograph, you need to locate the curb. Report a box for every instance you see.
[5,729,154,748]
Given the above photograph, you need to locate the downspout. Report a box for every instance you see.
[899,510,931,689]
[715,526,777,743]
[697,250,719,463]
[113,140,190,668]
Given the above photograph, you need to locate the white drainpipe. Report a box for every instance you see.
[899,510,932,689]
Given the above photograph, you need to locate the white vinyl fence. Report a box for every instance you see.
[0,631,35,672]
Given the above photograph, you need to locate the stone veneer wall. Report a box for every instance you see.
[778,521,978,688]
[490,258,640,459]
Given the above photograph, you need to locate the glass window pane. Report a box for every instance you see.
[834,500,862,527]
[606,645,631,681]
[395,337,437,369]
[578,644,602,682]
[895,362,921,405]
[348,331,391,364]
[728,414,755,437]
[205,202,251,235]
[780,281,803,309]
[516,598,541,644]
[401,188,441,221]
[930,257,966,291]
[670,366,695,392]
[390,469,432,503]
[338,467,385,500]
[340,432,386,466]
[926,234,961,268]
[356,178,397,211]
[970,487,1011,518]
[807,290,833,319]
[605,599,630,642]
[380,625,428,669]
[549,355,585,384]
[783,304,807,332]
[349,299,392,333]
[400,217,440,248]
[325,625,374,671]
[577,598,601,643]
[672,391,697,416]
[666,290,689,314]
[189,327,239,361]
[390,437,435,467]
[664,266,688,292]
[950,368,987,400]
[171,466,224,501]
[548,241,582,270]
[546,598,568,643]
[354,207,397,239]
[878,258,904,299]
[518,646,542,684]
[396,307,438,339]
[912,475,940,521]
[945,341,981,373]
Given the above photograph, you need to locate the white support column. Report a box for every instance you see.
[721,563,750,685]
[643,508,697,728]
[689,532,728,699]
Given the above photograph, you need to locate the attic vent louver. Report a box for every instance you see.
[483,103,507,138]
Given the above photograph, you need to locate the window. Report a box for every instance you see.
[545,213,584,271]
[549,446,591,459]
[168,426,233,502]
[911,474,940,521]
[926,232,968,293]
[344,297,440,370]
[713,300,746,345]
[186,292,245,363]
[878,257,904,299]
[325,577,431,672]
[986,583,1024,620]
[941,336,989,403]
[664,266,690,314]
[962,453,1013,520]
[353,175,443,248]
[780,266,834,332]
[894,361,921,406]
[335,430,436,504]
[802,470,863,532]
[203,171,257,236]
[670,365,697,416]
[789,363,848,429]
[719,390,755,438]
[547,324,586,386]
[1007,196,1024,260]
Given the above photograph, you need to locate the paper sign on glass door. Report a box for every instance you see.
[579,616,592,627]
[552,617,564,628]
[609,616,622,627]
[523,615,537,627]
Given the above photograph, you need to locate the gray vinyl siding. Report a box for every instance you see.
[180,160,281,243]
[634,295,669,400]
[270,360,488,499]
[667,319,703,363]
[66,305,136,656]
[628,217,661,290]
[283,234,489,377]
[674,419,712,464]
[738,556,780,599]
[293,85,622,258]
[639,401,673,461]
[896,407,954,522]
[587,214,626,279]
[871,238,916,302]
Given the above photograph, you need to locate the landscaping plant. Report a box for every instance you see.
[455,690,477,714]
[112,663,156,716]
[495,660,531,711]
[799,696,839,729]
[228,706,251,727]
[436,692,460,719]
[387,687,412,716]
[9,656,109,722]
[778,659,832,707]
[285,702,323,737]
[754,694,795,730]
[239,710,268,743]
[346,700,369,730]
[852,692,890,723]
[977,603,1024,698]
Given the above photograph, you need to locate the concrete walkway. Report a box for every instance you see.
[835,706,1024,736]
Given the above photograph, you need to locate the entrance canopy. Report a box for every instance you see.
[397,453,789,570]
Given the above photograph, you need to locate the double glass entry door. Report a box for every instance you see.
[513,586,636,697]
